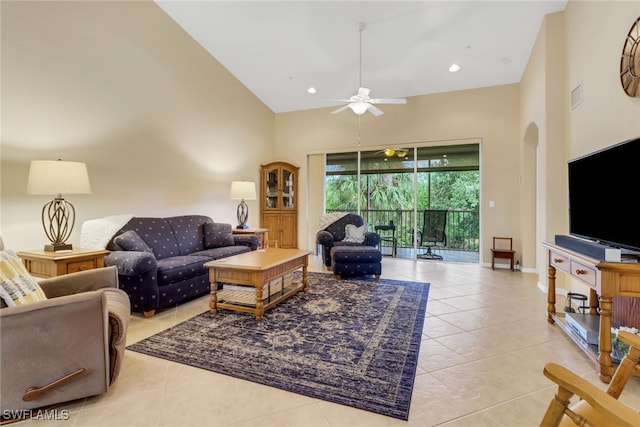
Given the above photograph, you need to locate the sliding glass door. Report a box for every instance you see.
[325,143,480,261]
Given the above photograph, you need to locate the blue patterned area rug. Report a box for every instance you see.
[127,272,430,420]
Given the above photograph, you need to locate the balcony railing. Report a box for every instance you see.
[327,209,479,252]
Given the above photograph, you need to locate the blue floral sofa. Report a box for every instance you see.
[105,215,258,317]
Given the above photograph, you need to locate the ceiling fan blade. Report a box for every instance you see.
[368,105,384,116]
[370,98,407,105]
[330,104,351,114]
[322,98,354,103]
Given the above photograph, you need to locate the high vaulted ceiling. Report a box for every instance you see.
[156,1,567,114]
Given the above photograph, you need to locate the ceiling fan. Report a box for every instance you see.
[376,148,409,158]
[326,23,407,117]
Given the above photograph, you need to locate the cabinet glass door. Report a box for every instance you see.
[282,169,295,209]
[265,168,279,209]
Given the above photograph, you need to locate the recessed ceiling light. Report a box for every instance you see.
[449,64,461,73]
[307,86,317,94]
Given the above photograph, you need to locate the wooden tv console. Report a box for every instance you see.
[543,242,640,382]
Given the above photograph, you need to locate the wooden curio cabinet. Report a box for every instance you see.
[260,162,299,249]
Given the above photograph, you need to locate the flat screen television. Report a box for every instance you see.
[568,137,640,253]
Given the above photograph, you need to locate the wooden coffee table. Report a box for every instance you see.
[205,248,311,320]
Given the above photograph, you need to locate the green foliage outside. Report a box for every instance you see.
[325,170,480,250]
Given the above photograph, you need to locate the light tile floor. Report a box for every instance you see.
[18,256,640,426]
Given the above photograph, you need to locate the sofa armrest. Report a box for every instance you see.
[316,230,335,246]
[0,291,110,411]
[364,231,381,247]
[105,251,157,276]
[103,288,130,385]
[232,235,260,250]
[38,266,119,299]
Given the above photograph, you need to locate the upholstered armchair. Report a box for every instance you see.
[1,264,130,414]
[316,213,381,267]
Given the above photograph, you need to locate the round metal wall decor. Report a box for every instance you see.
[620,17,640,97]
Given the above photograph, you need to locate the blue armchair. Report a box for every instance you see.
[316,213,381,267]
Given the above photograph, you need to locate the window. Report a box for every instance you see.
[325,143,480,258]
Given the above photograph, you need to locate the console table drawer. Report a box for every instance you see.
[550,251,570,272]
[67,259,97,274]
[570,260,597,287]
[17,249,109,279]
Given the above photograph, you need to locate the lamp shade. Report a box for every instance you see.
[27,160,91,195]
[230,181,256,200]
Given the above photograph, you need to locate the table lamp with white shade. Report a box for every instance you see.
[230,181,256,230]
[27,160,91,252]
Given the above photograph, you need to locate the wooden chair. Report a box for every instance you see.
[540,330,640,427]
[490,236,516,270]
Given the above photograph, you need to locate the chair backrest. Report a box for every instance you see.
[323,213,365,242]
[420,210,447,244]
[107,215,214,259]
[540,330,640,427]
[492,237,513,251]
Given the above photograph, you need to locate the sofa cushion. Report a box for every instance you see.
[114,230,154,253]
[192,245,251,260]
[109,217,179,260]
[343,224,366,243]
[204,223,235,248]
[166,215,211,255]
[156,256,210,286]
[330,245,383,263]
[0,250,47,307]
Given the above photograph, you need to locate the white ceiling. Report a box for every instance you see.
[155,1,567,114]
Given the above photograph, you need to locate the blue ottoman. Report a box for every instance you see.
[330,246,382,280]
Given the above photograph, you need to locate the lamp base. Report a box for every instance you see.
[236,225,249,230]
[44,243,73,252]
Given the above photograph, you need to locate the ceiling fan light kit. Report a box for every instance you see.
[349,101,371,115]
[377,148,409,158]
[326,23,406,117]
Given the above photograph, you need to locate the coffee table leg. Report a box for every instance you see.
[256,286,264,321]
[210,281,218,314]
[302,264,308,292]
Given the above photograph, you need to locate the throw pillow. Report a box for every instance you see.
[114,230,153,253]
[204,223,235,248]
[343,224,366,243]
[0,249,48,307]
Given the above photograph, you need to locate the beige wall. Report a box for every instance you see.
[2,0,638,279]
[520,0,640,287]
[565,0,640,156]
[519,11,568,277]
[275,85,522,261]
[1,1,274,250]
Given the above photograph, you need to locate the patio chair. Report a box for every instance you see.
[539,330,640,426]
[417,210,447,260]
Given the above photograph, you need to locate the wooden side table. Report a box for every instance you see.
[232,228,270,250]
[17,249,110,279]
